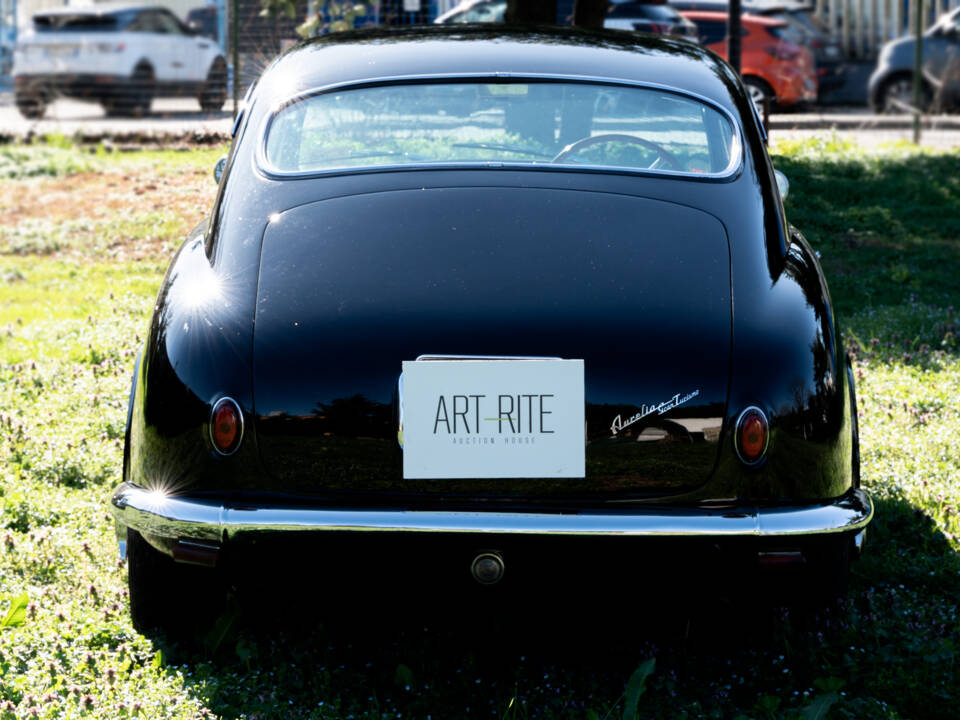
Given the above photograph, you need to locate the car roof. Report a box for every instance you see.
[258,25,744,115]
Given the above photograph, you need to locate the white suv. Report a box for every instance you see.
[12,3,227,118]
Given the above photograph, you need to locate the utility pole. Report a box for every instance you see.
[232,0,240,121]
[913,0,923,144]
[728,0,741,73]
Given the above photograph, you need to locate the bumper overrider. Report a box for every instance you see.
[110,481,873,564]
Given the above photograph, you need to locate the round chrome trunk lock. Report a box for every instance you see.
[470,552,505,585]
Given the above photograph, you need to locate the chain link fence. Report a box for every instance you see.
[4,0,960,119]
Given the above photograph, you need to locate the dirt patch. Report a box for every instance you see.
[0,166,218,262]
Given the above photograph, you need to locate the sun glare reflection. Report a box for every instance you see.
[140,469,193,505]
[177,260,224,311]
[140,487,171,514]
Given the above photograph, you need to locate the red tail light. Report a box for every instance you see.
[735,406,768,465]
[210,397,243,455]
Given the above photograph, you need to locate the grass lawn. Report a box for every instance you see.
[0,137,957,719]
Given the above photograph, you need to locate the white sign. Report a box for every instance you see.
[401,359,585,480]
[402,0,421,11]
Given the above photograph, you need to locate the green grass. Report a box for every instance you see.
[773,137,960,316]
[0,138,958,719]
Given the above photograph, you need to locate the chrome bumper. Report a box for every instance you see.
[110,482,872,560]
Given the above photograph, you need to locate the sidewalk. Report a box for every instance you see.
[769,110,960,131]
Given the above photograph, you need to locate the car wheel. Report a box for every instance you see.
[199,58,227,113]
[15,91,47,119]
[879,75,930,114]
[101,98,123,117]
[128,64,155,117]
[743,77,774,116]
[800,534,852,606]
[126,528,225,635]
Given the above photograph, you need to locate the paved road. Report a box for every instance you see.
[2,94,960,149]
[0,95,235,137]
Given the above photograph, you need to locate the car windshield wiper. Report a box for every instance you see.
[451,142,552,159]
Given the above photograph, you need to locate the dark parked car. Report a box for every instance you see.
[869,6,960,112]
[435,0,699,41]
[110,25,871,632]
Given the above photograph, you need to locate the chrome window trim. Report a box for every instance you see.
[254,73,744,182]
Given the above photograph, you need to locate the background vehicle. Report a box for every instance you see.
[869,6,960,112]
[110,26,869,634]
[681,10,817,109]
[12,3,227,118]
[601,0,699,40]
[436,0,699,41]
[186,5,219,41]
[670,0,843,99]
[0,41,11,77]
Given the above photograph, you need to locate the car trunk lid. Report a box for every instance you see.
[252,186,730,503]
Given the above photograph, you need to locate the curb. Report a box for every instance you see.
[768,114,960,131]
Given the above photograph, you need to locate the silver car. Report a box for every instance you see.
[868,6,960,112]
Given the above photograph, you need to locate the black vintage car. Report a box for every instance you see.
[110,25,872,632]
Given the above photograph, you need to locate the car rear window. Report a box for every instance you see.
[264,80,739,177]
[33,13,120,32]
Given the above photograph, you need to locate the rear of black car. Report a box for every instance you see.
[110,32,871,633]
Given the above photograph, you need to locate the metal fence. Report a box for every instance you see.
[814,0,960,58]
[5,0,960,113]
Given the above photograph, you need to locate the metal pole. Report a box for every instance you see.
[841,0,850,58]
[879,0,886,44]
[854,0,866,59]
[217,0,227,54]
[232,0,239,122]
[913,0,923,143]
[728,0,741,73]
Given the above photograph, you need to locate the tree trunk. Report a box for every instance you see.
[572,0,606,28]
[505,0,556,24]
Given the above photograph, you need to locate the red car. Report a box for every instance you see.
[682,10,817,109]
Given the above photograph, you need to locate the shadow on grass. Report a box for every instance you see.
[774,150,960,319]
[138,500,960,719]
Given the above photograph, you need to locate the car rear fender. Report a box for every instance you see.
[716,226,853,502]
[126,219,264,497]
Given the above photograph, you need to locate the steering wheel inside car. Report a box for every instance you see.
[551,133,683,171]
